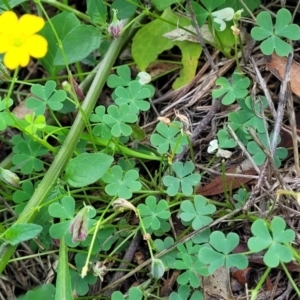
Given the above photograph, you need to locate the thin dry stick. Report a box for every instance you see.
[185,0,218,71]
[173,51,220,102]
[270,52,293,154]
[175,100,222,161]
[243,160,269,211]
[247,127,286,189]
[251,56,277,119]
[286,94,300,175]
[226,124,261,174]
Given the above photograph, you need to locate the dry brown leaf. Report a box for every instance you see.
[196,165,257,196]
[146,62,178,78]
[203,266,234,300]
[266,53,300,97]
[12,100,34,119]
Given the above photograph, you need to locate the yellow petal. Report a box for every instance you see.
[18,14,45,36]
[25,34,48,58]
[4,48,30,70]
[0,11,18,35]
[0,34,9,53]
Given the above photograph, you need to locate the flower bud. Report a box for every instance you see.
[112,198,137,215]
[108,9,123,39]
[137,72,151,85]
[69,205,92,243]
[151,258,165,279]
[92,261,107,281]
[0,167,20,187]
[157,116,171,125]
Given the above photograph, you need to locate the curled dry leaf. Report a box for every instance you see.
[266,53,300,98]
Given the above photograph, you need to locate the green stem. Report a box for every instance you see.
[250,267,271,300]
[281,262,300,297]
[0,18,133,275]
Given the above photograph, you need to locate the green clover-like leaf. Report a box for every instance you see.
[163,161,201,196]
[150,121,189,154]
[102,165,142,199]
[103,104,137,137]
[90,105,112,139]
[107,65,132,88]
[251,8,300,56]
[176,240,201,259]
[114,81,153,113]
[13,181,34,204]
[247,132,288,167]
[24,113,46,134]
[248,217,295,268]
[212,73,250,105]
[138,196,171,231]
[191,0,225,27]
[217,128,237,148]
[229,96,268,137]
[112,287,143,300]
[154,237,178,268]
[169,285,204,300]
[198,231,248,274]
[4,223,43,245]
[26,80,67,115]
[0,97,14,131]
[180,195,216,230]
[12,134,48,174]
[48,196,75,219]
[174,253,209,288]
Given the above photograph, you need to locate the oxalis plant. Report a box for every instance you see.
[0,1,299,300]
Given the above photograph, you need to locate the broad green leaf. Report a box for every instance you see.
[86,0,107,23]
[64,152,113,187]
[54,25,101,65]
[40,12,80,76]
[22,284,56,300]
[151,0,183,11]
[111,0,138,19]
[4,223,42,245]
[0,0,25,9]
[132,8,201,89]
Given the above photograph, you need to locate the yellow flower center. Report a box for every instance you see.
[12,36,24,47]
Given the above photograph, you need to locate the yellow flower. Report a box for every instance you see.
[0,11,48,70]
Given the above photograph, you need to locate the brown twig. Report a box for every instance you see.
[103,232,142,297]
[175,99,222,161]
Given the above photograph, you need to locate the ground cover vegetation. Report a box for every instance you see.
[0,0,300,299]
